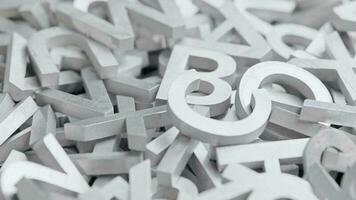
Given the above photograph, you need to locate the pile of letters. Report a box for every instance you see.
[0,0,355,199]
